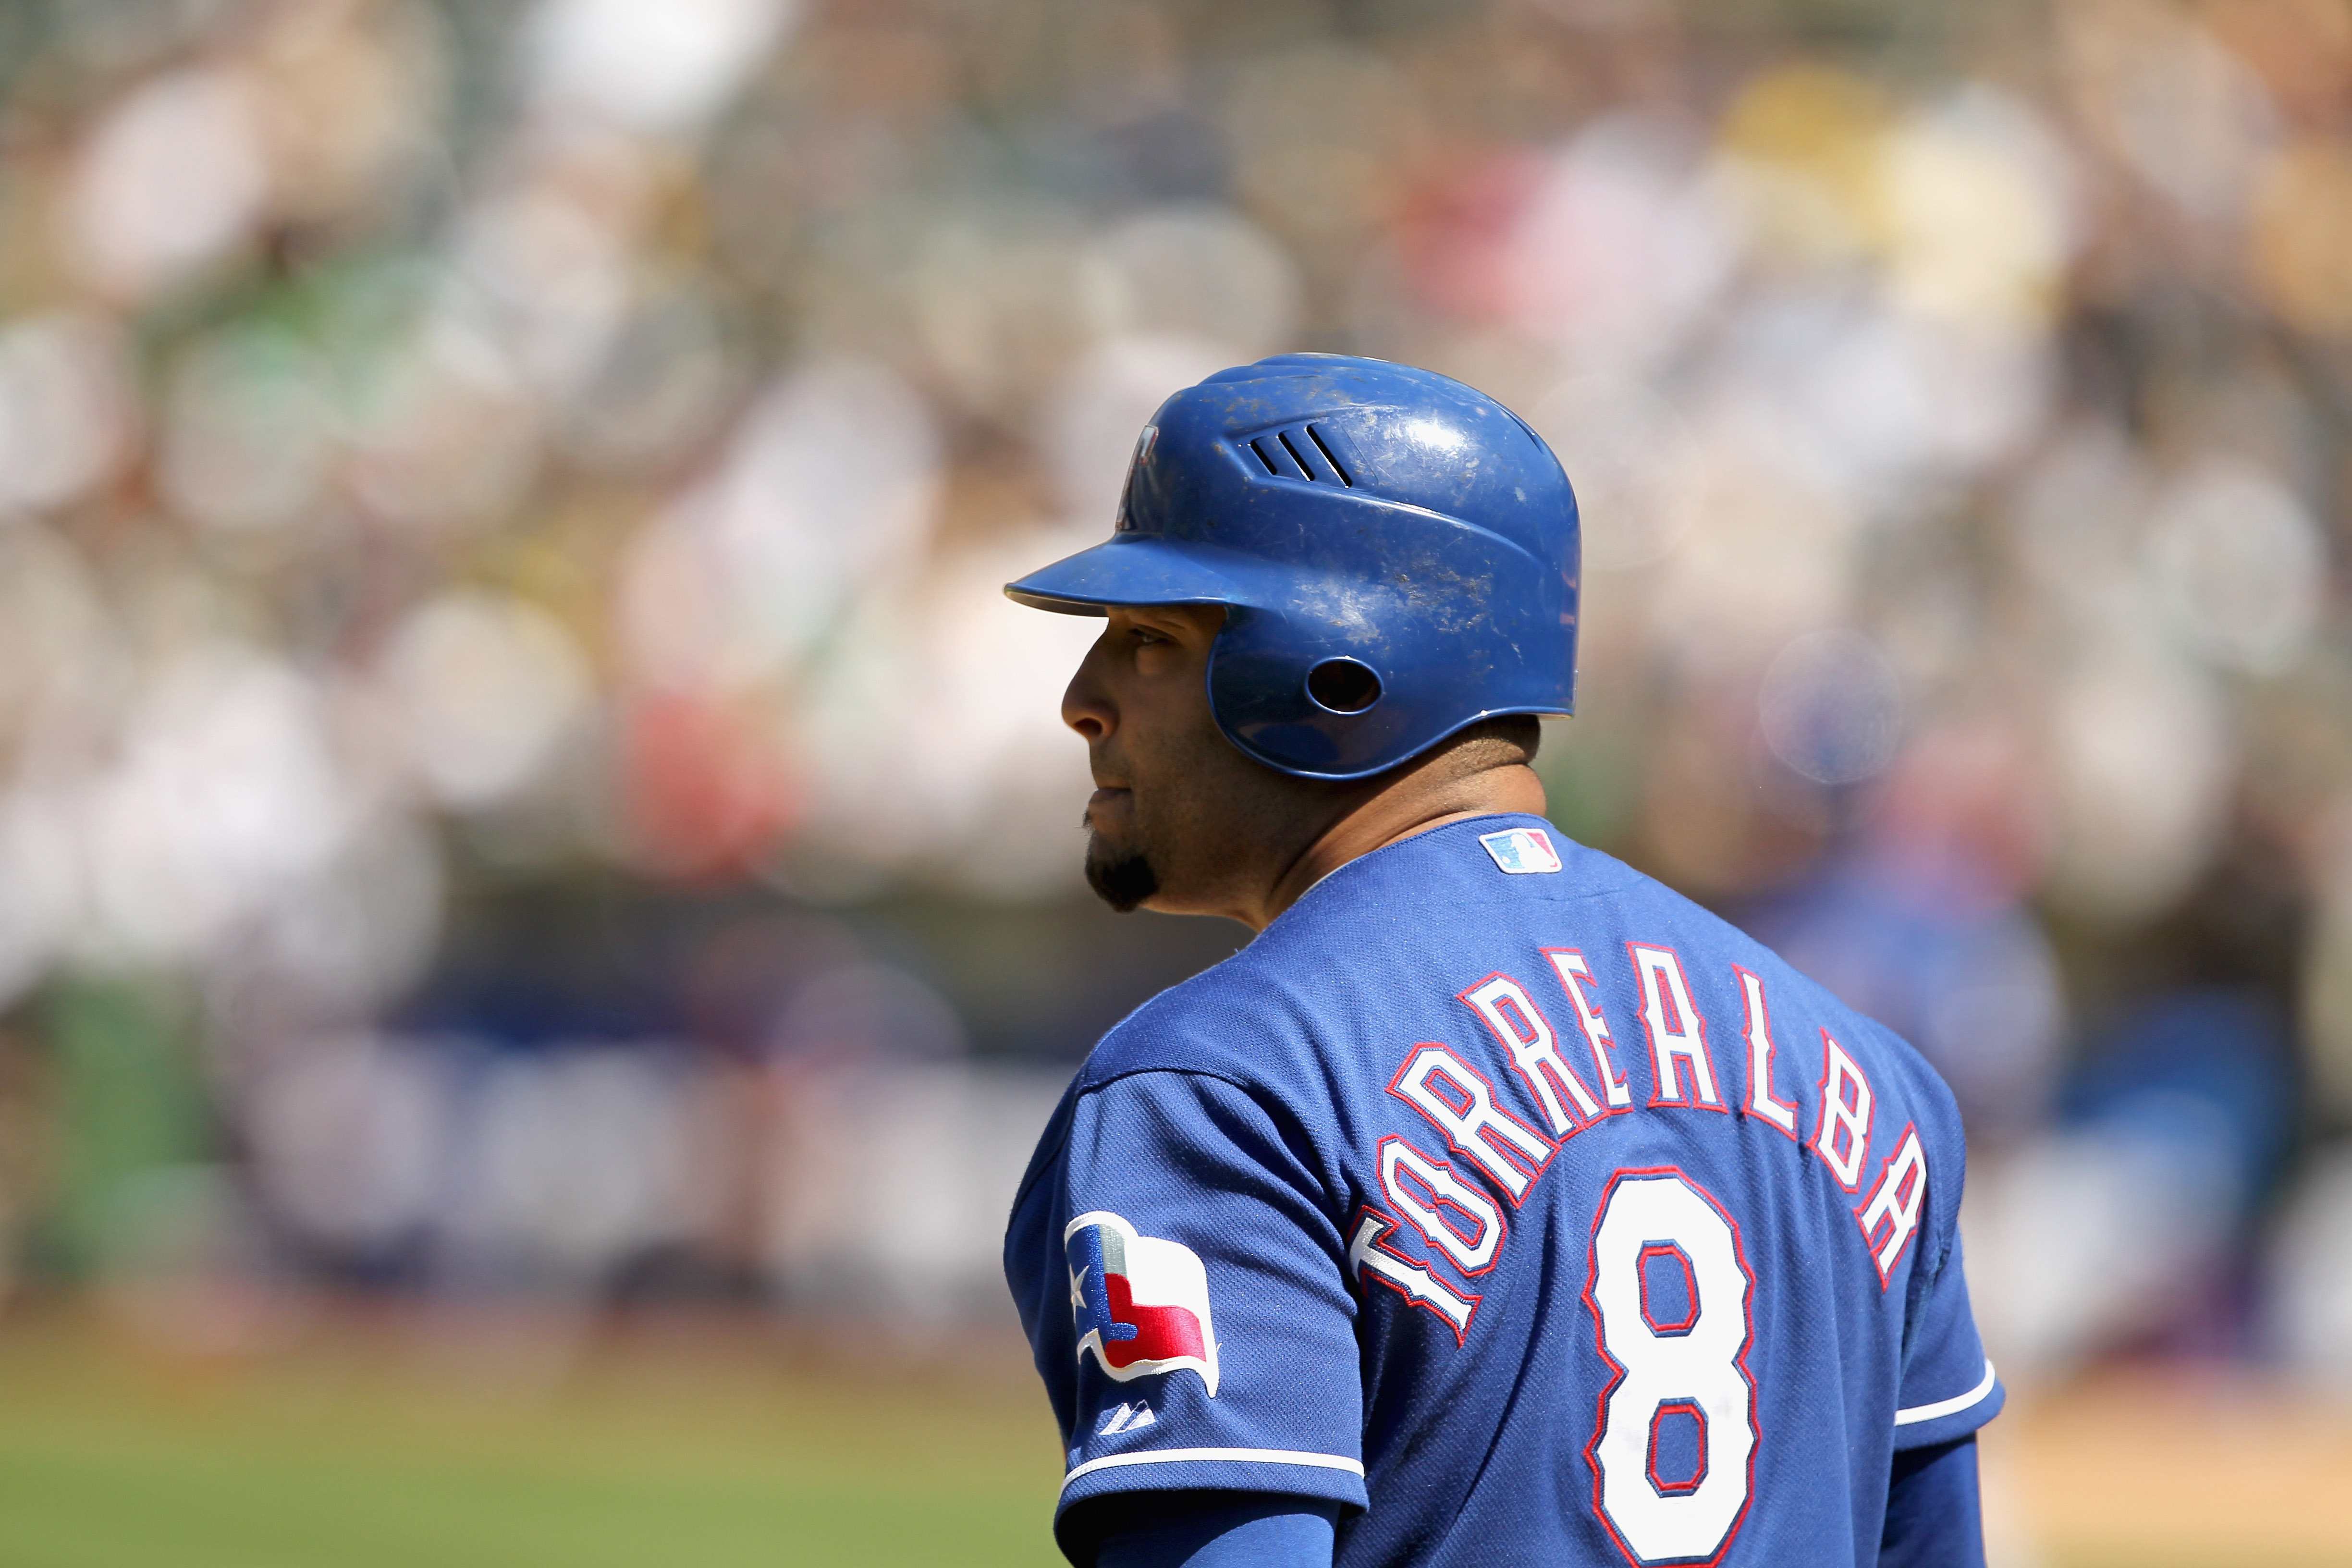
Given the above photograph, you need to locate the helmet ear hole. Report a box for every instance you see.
[1305,657,1383,715]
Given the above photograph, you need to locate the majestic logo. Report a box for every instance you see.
[1096,1400,1157,1435]
[1065,1211,1219,1396]
[1480,826,1563,875]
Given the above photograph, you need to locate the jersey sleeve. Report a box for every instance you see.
[1891,1167,2004,1449]
[1090,1493,1340,1568]
[1880,1436,1986,1568]
[1004,1066,1368,1553]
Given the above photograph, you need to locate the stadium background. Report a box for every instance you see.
[0,0,2348,1561]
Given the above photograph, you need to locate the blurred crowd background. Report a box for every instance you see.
[0,0,2348,1440]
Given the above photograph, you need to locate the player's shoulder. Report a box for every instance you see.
[1567,839,1971,1142]
[1071,943,1316,1097]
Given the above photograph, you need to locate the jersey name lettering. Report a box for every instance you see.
[1350,1204,1479,1343]
[1543,948,1631,1110]
[1387,1044,1555,1202]
[1813,1031,1875,1191]
[1627,944,1724,1110]
[1855,1123,1929,1285]
[1355,948,1921,1340]
[1459,973,1605,1135]
[1378,1135,1506,1274]
[1733,965,1801,1139]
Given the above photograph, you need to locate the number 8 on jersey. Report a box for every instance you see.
[1586,1168,1757,1566]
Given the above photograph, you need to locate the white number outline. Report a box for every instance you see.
[1583,1166,1759,1568]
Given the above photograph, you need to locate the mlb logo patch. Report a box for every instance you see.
[1065,1211,1220,1396]
[1480,826,1562,875]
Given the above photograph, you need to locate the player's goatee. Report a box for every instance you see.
[1082,828,1158,913]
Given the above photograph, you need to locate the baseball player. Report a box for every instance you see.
[1002,355,2000,1568]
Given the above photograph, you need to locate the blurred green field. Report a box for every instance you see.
[6,1305,2352,1568]
[0,1306,1065,1568]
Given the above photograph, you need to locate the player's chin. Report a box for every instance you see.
[1083,831,1160,914]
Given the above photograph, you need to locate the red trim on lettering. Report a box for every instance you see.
[1731,964,1803,1143]
[1583,1166,1759,1568]
[1646,1400,1710,1496]
[1812,1029,1875,1192]
[1628,942,1728,1113]
[1385,1043,1557,1208]
[1349,1203,1481,1347]
[1541,947,1633,1116]
[1853,1121,1929,1290]
[1377,1133,1508,1277]
[1458,969,1603,1138]
[1635,1241,1700,1335]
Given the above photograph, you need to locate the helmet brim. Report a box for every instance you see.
[1004,535,1259,616]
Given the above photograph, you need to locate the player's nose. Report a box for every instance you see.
[1062,638,1115,745]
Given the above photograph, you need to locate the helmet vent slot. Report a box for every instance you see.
[1276,429,1316,480]
[1243,424,1356,486]
[1305,424,1353,487]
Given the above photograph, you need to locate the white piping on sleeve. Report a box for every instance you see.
[1055,1365,1994,1495]
[1894,1359,1998,1426]
[1061,1446,1366,1493]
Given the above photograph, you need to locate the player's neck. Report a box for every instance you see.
[1247,763,1548,931]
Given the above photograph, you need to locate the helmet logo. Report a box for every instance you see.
[1114,425,1158,532]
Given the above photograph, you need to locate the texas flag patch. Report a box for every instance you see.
[1065,1211,1220,1396]
[1480,826,1562,874]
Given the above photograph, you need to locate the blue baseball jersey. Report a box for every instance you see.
[1006,814,2002,1568]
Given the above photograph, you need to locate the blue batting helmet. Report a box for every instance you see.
[1004,353,1580,780]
